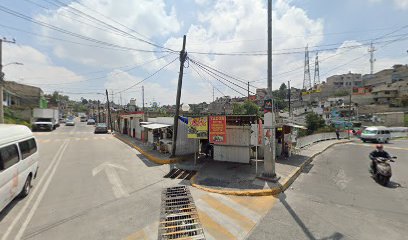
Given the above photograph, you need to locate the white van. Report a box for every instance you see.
[360,126,391,143]
[0,124,39,212]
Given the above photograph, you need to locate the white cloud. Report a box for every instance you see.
[394,0,408,9]
[2,44,86,95]
[35,0,181,68]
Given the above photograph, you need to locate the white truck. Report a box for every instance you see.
[53,109,60,127]
[32,108,57,131]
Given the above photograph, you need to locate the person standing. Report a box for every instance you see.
[335,128,340,140]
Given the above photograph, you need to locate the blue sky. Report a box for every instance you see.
[1,0,407,105]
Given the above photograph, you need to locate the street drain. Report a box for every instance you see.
[164,169,197,180]
[158,186,206,240]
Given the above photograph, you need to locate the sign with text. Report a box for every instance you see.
[209,116,227,144]
[187,117,208,139]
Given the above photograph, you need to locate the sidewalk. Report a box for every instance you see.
[191,139,350,196]
[113,133,193,165]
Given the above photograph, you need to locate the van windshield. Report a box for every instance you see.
[36,118,52,122]
[363,130,377,134]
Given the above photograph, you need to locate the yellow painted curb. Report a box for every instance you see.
[191,140,351,196]
[114,134,187,165]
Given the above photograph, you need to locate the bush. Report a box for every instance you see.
[305,112,326,134]
[315,125,336,133]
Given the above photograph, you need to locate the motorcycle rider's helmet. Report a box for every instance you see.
[376,144,383,150]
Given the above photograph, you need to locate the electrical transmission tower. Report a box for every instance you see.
[368,42,376,74]
[313,51,320,87]
[303,45,311,90]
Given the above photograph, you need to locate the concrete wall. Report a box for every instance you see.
[175,120,199,156]
[213,126,251,163]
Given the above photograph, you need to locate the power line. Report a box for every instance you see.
[45,0,175,52]
[188,56,259,88]
[0,5,173,54]
[190,60,246,96]
[190,62,225,97]
[189,58,256,94]
[20,53,173,86]
[116,56,179,94]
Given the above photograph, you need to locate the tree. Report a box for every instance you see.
[81,97,88,105]
[305,112,326,134]
[232,103,245,114]
[242,100,259,115]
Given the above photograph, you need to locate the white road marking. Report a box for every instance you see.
[14,141,70,240]
[208,193,261,223]
[195,199,246,240]
[1,141,68,240]
[92,163,129,199]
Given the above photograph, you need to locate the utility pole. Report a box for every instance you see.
[120,92,123,110]
[0,38,16,124]
[247,81,250,100]
[368,42,376,75]
[348,86,352,139]
[288,80,291,118]
[303,45,311,90]
[171,35,187,158]
[106,89,114,133]
[97,100,101,123]
[142,85,145,121]
[262,0,277,180]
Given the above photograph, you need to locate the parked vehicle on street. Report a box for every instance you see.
[87,119,96,125]
[53,109,60,127]
[360,126,391,143]
[94,123,108,134]
[65,117,75,126]
[32,108,56,131]
[0,124,39,212]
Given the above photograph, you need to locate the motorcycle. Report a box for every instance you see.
[370,156,397,186]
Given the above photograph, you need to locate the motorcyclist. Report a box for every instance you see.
[369,144,391,174]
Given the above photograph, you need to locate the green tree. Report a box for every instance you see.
[242,100,259,115]
[305,112,326,134]
[232,103,245,114]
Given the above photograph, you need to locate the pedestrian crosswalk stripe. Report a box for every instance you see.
[208,193,260,223]
[196,199,247,239]
[227,195,277,215]
[201,195,255,232]
[197,210,235,240]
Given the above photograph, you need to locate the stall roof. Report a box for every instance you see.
[285,123,307,129]
[140,122,153,124]
[143,123,172,129]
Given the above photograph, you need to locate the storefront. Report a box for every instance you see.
[119,112,144,138]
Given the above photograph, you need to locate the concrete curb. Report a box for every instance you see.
[191,140,351,196]
[114,134,186,165]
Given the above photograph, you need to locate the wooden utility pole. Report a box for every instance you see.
[288,80,291,117]
[247,81,250,100]
[97,100,101,123]
[171,35,187,157]
[106,89,114,133]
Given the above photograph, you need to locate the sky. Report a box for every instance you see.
[1,0,408,106]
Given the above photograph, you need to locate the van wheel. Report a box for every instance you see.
[385,139,389,143]
[19,175,32,198]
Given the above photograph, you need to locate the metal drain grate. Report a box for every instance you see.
[158,186,206,240]
[163,169,197,180]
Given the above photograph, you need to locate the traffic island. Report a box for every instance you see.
[191,139,350,196]
[113,133,191,165]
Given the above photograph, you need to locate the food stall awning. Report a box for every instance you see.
[140,122,153,125]
[285,123,307,129]
[143,123,172,129]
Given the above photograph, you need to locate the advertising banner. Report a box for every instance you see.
[187,117,208,139]
[209,116,227,144]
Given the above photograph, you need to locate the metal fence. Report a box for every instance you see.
[296,132,348,149]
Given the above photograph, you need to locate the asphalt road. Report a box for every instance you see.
[248,140,408,240]
[0,120,277,240]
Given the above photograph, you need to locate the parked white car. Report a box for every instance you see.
[0,124,39,212]
[360,126,391,143]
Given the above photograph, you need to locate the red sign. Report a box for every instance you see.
[209,116,227,144]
